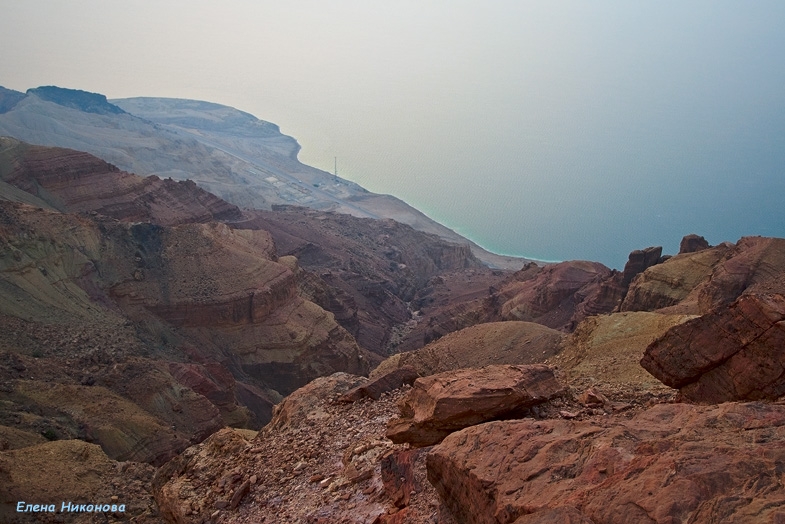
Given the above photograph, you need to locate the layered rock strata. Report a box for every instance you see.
[0,136,241,225]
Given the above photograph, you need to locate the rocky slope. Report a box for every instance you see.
[147,232,785,524]
[0,138,524,521]
[1,136,487,359]
[0,137,241,225]
[0,138,401,504]
[0,199,368,454]
[371,321,564,379]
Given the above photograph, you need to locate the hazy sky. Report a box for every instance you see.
[2,1,784,267]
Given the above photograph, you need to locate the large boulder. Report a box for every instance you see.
[641,293,785,402]
[338,366,420,403]
[387,365,564,447]
[427,402,785,524]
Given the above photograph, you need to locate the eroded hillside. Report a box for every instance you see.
[2,135,785,523]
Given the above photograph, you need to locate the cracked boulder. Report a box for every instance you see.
[386,364,564,447]
[427,402,785,524]
[641,293,785,402]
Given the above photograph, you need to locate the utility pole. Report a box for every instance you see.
[334,156,337,177]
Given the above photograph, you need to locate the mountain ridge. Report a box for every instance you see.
[0,85,531,269]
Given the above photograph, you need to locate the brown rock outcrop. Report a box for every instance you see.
[694,236,785,311]
[679,233,710,254]
[427,402,785,524]
[620,244,731,312]
[387,364,564,447]
[621,245,663,286]
[499,261,614,330]
[641,293,785,402]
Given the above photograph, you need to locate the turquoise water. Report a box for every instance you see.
[291,3,785,269]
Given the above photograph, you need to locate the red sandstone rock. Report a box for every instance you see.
[621,245,663,286]
[679,233,711,254]
[578,387,608,407]
[380,448,421,508]
[641,293,785,402]
[694,236,785,312]
[373,508,412,524]
[427,402,785,524]
[386,364,564,447]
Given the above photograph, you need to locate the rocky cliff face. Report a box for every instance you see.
[235,207,484,355]
[0,138,509,506]
[0,140,392,482]
[0,199,370,464]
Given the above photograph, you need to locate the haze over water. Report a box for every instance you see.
[2,1,784,268]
